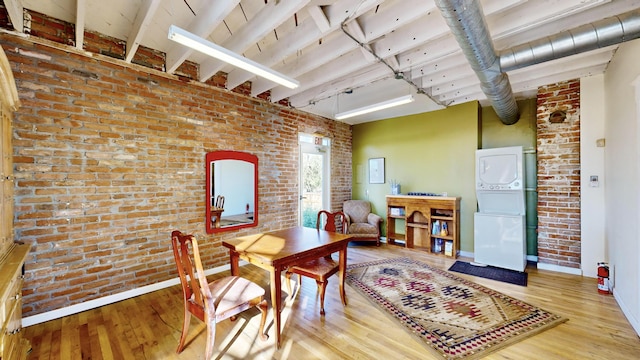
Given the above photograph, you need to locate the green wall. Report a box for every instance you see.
[352,101,480,252]
[352,99,537,255]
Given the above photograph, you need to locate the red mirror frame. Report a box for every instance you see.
[205,150,258,234]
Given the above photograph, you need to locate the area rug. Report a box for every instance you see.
[448,261,528,286]
[346,257,567,359]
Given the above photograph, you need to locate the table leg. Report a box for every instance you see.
[270,267,282,348]
[229,251,240,276]
[338,245,348,306]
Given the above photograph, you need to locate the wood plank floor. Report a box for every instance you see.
[23,244,640,359]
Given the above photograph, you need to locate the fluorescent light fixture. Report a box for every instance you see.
[167,25,300,89]
[335,94,415,120]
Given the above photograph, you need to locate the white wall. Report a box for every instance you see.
[580,75,606,278]
[604,38,640,336]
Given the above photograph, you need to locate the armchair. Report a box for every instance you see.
[343,200,382,246]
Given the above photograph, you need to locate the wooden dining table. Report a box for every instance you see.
[221,226,353,348]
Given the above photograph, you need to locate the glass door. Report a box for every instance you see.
[299,134,330,228]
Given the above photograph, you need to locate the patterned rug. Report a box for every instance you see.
[346,257,567,359]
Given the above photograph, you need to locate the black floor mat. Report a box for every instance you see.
[448,261,528,286]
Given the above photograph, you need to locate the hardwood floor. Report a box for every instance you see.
[23,244,639,359]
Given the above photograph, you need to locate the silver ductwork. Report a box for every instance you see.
[435,1,640,125]
[435,0,520,125]
[500,9,640,72]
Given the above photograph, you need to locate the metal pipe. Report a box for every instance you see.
[435,0,520,125]
[500,9,640,72]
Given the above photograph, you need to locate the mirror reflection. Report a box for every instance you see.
[205,151,258,233]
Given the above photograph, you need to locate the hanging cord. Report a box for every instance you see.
[183,0,196,16]
[339,20,447,107]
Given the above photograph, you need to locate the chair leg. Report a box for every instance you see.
[204,315,216,360]
[176,306,191,353]
[257,299,269,341]
[285,271,293,298]
[316,279,328,315]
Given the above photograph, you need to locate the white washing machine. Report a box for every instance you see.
[474,213,526,272]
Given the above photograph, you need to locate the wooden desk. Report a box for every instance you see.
[222,226,352,348]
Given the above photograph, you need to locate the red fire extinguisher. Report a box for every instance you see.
[597,262,610,294]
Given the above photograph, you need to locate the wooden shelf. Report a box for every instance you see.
[431,215,453,221]
[386,195,461,258]
[431,234,454,241]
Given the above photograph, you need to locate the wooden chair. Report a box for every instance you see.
[285,210,347,315]
[171,230,268,359]
[210,195,225,228]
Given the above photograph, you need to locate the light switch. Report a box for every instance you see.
[590,175,599,187]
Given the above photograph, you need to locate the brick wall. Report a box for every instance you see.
[536,79,581,268]
[1,34,352,317]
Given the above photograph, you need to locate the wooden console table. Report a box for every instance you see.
[386,195,460,258]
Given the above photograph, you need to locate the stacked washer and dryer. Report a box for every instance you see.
[474,146,527,272]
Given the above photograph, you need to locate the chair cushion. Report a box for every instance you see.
[208,276,265,315]
[344,200,371,224]
[288,257,338,278]
[348,223,378,236]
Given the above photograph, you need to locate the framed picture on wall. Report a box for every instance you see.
[369,158,385,184]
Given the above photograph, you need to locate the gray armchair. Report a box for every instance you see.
[343,200,382,246]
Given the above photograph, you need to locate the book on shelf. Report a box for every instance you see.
[444,240,453,256]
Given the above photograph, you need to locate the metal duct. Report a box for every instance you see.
[435,0,520,125]
[500,9,640,72]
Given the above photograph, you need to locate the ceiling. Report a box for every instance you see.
[6,0,640,124]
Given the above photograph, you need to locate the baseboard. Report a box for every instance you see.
[22,262,235,327]
[459,250,474,258]
[382,239,540,264]
[536,262,582,275]
[613,288,640,337]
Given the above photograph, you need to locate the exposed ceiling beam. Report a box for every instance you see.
[75,0,85,50]
[271,47,376,102]
[343,19,375,62]
[250,32,358,97]
[307,5,331,33]
[124,0,162,63]
[4,0,24,33]
[256,0,440,98]
[228,0,384,91]
[166,0,240,74]
[199,0,311,82]
[289,63,391,108]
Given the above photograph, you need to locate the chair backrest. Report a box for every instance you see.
[215,195,225,209]
[171,230,211,318]
[343,200,371,224]
[317,210,348,234]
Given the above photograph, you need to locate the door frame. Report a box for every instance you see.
[299,133,331,226]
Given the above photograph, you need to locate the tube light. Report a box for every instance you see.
[334,94,415,120]
[167,25,300,89]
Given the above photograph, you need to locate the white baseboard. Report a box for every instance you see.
[459,250,473,258]
[382,239,540,264]
[536,262,582,275]
[22,262,235,327]
[613,288,640,337]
